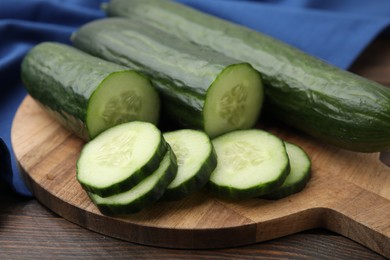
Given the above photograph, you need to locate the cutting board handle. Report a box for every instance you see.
[323,180,390,258]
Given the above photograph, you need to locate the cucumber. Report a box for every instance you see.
[77,121,167,197]
[21,42,159,140]
[263,142,311,200]
[105,0,390,152]
[71,18,263,138]
[208,129,289,199]
[89,148,177,215]
[162,129,217,200]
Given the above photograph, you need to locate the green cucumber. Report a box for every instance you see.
[89,148,177,215]
[71,18,263,138]
[21,42,159,140]
[105,0,390,152]
[263,142,311,200]
[208,129,289,199]
[162,129,217,200]
[77,121,167,197]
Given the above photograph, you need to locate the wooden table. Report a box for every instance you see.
[1,38,389,259]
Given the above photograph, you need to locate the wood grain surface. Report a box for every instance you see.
[0,195,384,259]
[10,38,390,258]
[12,91,390,255]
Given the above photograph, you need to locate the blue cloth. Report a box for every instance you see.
[1,0,389,196]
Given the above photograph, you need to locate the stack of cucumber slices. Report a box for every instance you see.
[77,122,219,215]
[204,129,311,201]
[76,121,311,215]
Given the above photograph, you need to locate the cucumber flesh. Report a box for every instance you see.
[77,121,167,197]
[89,148,177,215]
[162,129,217,200]
[209,129,289,199]
[263,142,311,200]
[204,64,263,138]
[87,71,160,139]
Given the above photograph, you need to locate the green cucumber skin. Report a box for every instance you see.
[162,145,217,201]
[21,42,129,140]
[262,172,310,200]
[263,143,311,200]
[90,148,178,215]
[106,0,390,152]
[207,165,289,200]
[71,17,246,131]
[77,133,168,198]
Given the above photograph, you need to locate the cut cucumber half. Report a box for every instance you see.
[77,121,167,197]
[72,18,263,138]
[89,148,178,215]
[21,42,159,140]
[204,64,263,138]
[263,142,311,200]
[87,71,160,139]
[162,129,217,200]
[208,129,289,199]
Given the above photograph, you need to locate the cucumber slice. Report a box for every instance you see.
[263,142,311,200]
[204,64,263,138]
[87,70,160,139]
[89,148,178,215]
[208,130,289,199]
[77,121,167,197]
[162,129,217,200]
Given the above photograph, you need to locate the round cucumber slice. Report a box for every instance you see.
[89,148,178,215]
[208,129,289,199]
[162,129,217,200]
[87,71,160,139]
[77,121,167,197]
[263,142,311,200]
[204,63,263,138]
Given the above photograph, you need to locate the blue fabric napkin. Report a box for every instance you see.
[0,0,106,196]
[1,0,390,197]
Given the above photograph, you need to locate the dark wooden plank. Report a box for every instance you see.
[0,193,384,259]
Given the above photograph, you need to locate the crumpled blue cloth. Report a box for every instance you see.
[1,0,390,196]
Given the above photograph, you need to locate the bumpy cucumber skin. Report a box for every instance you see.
[21,42,130,140]
[262,142,311,200]
[77,133,168,198]
[106,0,390,152]
[72,18,256,133]
[90,148,178,215]
[162,136,218,201]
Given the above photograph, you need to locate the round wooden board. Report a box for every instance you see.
[11,96,390,256]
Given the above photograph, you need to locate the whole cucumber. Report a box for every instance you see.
[105,0,390,152]
[72,18,263,138]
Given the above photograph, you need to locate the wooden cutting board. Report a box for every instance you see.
[12,95,390,257]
